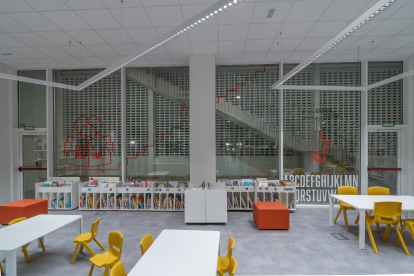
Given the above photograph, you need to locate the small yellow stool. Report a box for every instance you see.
[140,234,153,256]
[89,231,123,276]
[217,237,235,274]
[110,261,126,276]
[71,217,105,263]
[2,217,45,263]
[217,256,237,276]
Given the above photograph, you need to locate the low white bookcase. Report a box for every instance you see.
[78,177,122,211]
[35,177,80,210]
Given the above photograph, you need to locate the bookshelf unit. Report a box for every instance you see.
[78,177,122,211]
[35,177,80,210]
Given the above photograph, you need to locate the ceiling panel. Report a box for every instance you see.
[307,21,350,38]
[330,36,360,50]
[96,29,134,45]
[9,33,54,47]
[76,10,120,30]
[296,37,330,51]
[188,25,218,42]
[10,47,48,59]
[112,43,140,56]
[338,49,359,58]
[364,48,397,57]
[145,6,184,27]
[218,52,243,61]
[85,45,119,57]
[316,49,344,58]
[8,12,60,32]
[146,45,168,55]
[64,0,106,10]
[0,50,26,59]
[165,42,193,54]
[0,14,30,33]
[170,54,189,63]
[32,58,61,66]
[101,1,141,8]
[390,0,414,19]
[37,31,77,46]
[109,8,154,29]
[219,24,250,40]
[285,0,331,23]
[368,19,414,36]
[34,46,71,58]
[191,41,218,54]
[242,52,267,60]
[60,46,95,57]
[41,11,90,31]
[218,2,255,25]
[66,30,107,45]
[146,54,173,62]
[0,0,34,13]
[279,22,315,39]
[244,39,273,52]
[179,0,216,4]
[319,0,371,21]
[266,51,293,60]
[54,57,80,65]
[353,35,392,49]
[126,28,160,44]
[0,60,22,67]
[290,50,317,59]
[0,34,29,47]
[157,27,190,42]
[247,23,282,40]
[270,38,302,51]
[181,5,217,26]
[397,23,414,35]
[78,56,104,65]
[251,1,293,24]
[23,0,70,11]
[219,40,246,53]
[9,58,40,66]
[388,47,414,56]
[141,0,180,6]
[99,56,122,64]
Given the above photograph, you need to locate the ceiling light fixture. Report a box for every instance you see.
[367,68,414,90]
[267,8,275,18]
[0,53,12,56]
[0,72,77,90]
[272,0,397,90]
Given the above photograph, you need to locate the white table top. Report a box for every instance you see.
[330,195,414,211]
[146,171,170,176]
[0,215,82,251]
[128,230,220,276]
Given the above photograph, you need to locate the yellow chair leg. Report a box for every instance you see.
[103,266,110,276]
[0,263,3,275]
[334,207,342,224]
[82,243,96,257]
[38,237,46,251]
[397,222,408,246]
[22,244,30,262]
[355,213,359,224]
[1,258,4,263]
[383,225,391,242]
[71,243,80,264]
[395,225,410,255]
[376,223,381,233]
[88,264,94,276]
[93,237,106,251]
[79,245,84,253]
[366,221,378,254]
[343,209,349,232]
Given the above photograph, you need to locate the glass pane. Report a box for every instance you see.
[368,132,398,195]
[215,65,279,180]
[282,63,361,204]
[54,69,121,181]
[19,70,46,128]
[126,67,190,181]
[23,135,47,199]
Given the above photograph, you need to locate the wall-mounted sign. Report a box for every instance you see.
[24,126,35,130]
[382,122,394,127]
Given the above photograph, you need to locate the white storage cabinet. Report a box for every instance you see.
[78,177,122,211]
[35,177,80,210]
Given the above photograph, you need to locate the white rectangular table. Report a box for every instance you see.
[329,195,414,249]
[0,214,82,276]
[128,230,220,276]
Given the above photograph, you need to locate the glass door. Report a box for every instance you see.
[368,131,400,195]
[20,133,47,199]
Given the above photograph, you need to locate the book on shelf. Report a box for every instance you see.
[175,196,181,209]
[95,197,101,209]
[279,180,295,186]
[232,180,239,186]
[58,197,64,208]
[178,182,187,188]
[43,182,52,187]
[157,181,167,188]
[116,194,122,209]
[268,180,277,186]
[240,197,246,208]
[51,199,57,209]
[182,195,185,210]
[51,181,58,187]
[101,182,108,188]
[136,179,143,187]
[161,197,167,210]
[227,197,232,209]
[138,195,144,209]
[67,202,71,209]
[145,194,151,209]
[242,179,253,186]
[145,179,155,188]
[87,180,98,188]
[257,178,268,187]
[233,196,239,208]
[108,182,117,188]
[88,197,93,208]
[131,196,137,209]
[154,197,159,209]
[221,179,232,186]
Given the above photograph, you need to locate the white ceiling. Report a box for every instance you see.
[0,0,413,68]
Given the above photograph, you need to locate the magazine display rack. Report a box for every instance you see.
[35,177,80,210]
[78,177,122,211]
[222,179,297,212]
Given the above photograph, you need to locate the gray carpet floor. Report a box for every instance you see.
[1,207,414,276]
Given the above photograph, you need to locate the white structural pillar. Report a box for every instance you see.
[360,59,368,195]
[46,67,54,179]
[278,62,284,179]
[121,67,127,180]
[189,54,216,184]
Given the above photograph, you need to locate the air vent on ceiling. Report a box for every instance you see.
[0,53,12,56]
[267,8,275,18]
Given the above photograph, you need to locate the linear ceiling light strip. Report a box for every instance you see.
[0,72,78,90]
[278,85,366,91]
[76,0,245,91]
[367,68,414,90]
[271,0,397,90]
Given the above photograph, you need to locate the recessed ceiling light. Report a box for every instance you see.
[0,53,12,56]
[267,8,275,18]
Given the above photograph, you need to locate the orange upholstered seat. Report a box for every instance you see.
[0,199,48,224]
[253,202,289,230]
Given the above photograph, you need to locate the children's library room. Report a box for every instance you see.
[1,0,414,275]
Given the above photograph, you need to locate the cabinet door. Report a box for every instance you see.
[206,190,227,223]
[185,190,206,223]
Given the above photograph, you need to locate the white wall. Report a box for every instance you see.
[189,54,216,184]
[0,62,14,204]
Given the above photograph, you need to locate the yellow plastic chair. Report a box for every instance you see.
[355,187,390,229]
[334,186,358,231]
[2,217,46,263]
[217,237,235,274]
[0,263,3,275]
[140,234,153,256]
[89,231,123,276]
[217,256,237,276]
[283,168,291,173]
[110,261,126,276]
[366,201,408,255]
[71,217,105,263]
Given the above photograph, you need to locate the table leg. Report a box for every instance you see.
[405,211,410,220]
[80,216,83,234]
[359,210,366,250]
[38,236,44,247]
[329,196,334,226]
[5,249,17,276]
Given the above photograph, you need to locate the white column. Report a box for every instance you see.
[189,54,216,184]
[46,68,54,179]
[121,67,127,180]
[360,59,368,195]
[148,90,156,174]
[278,62,284,179]
[402,54,414,196]
[11,68,19,201]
